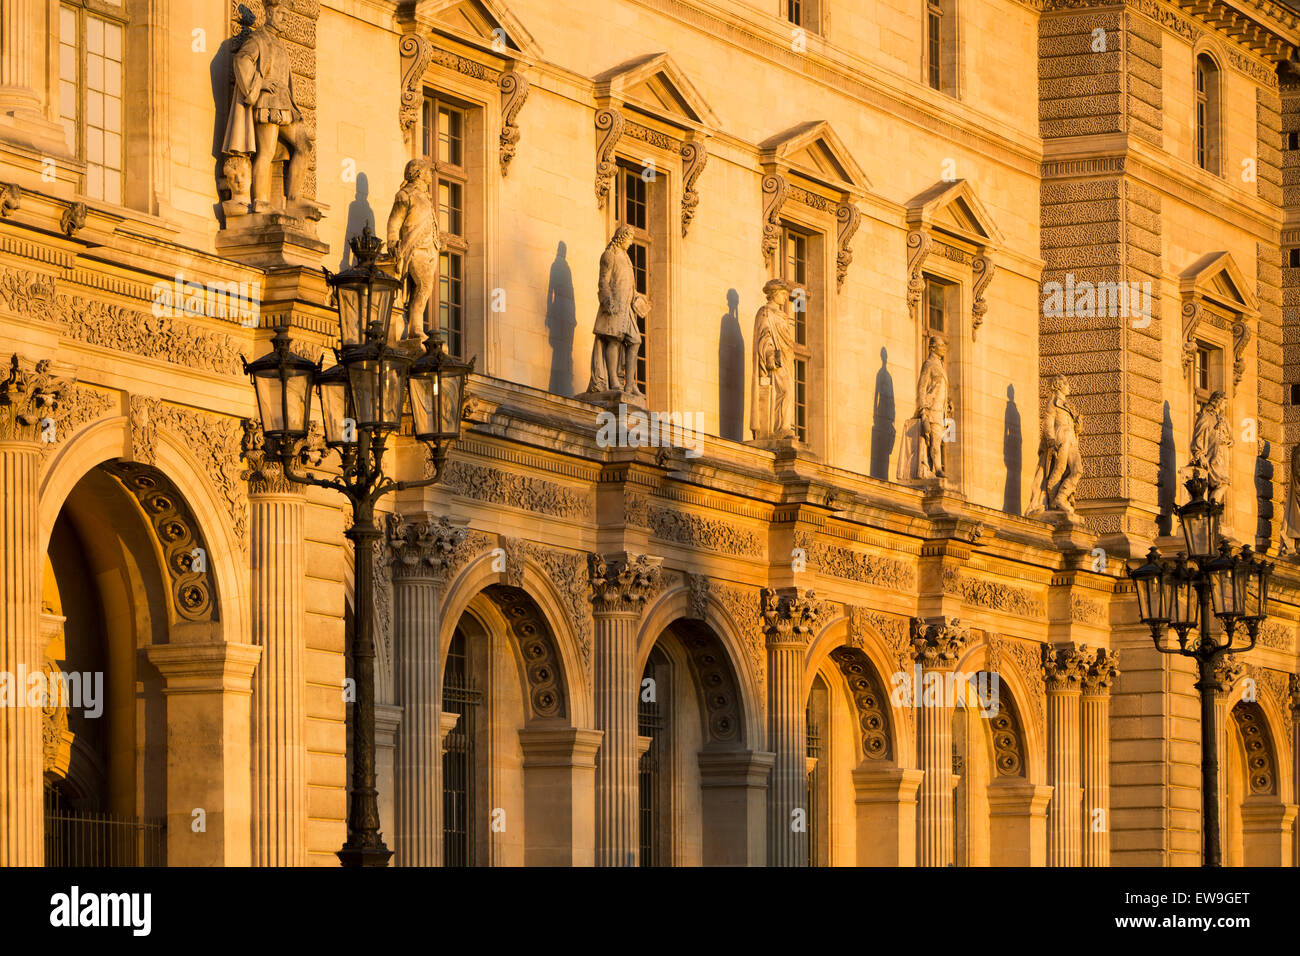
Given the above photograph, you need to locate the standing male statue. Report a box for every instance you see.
[1027,374,1082,519]
[915,336,953,478]
[386,158,440,341]
[223,0,312,213]
[1189,390,1231,505]
[586,226,646,396]
[750,278,796,441]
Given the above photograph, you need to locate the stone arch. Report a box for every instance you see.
[825,646,894,764]
[38,414,248,644]
[1231,700,1278,797]
[638,584,762,748]
[440,545,590,727]
[959,639,1048,786]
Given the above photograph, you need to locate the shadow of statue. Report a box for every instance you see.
[1256,439,1274,544]
[1003,384,1022,514]
[340,172,374,270]
[546,241,576,396]
[718,288,744,441]
[1157,400,1176,536]
[869,347,896,479]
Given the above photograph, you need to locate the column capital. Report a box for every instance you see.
[588,552,662,615]
[0,353,71,445]
[386,512,470,582]
[1211,657,1245,697]
[761,587,821,647]
[145,642,261,695]
[1042,643,1088,691]
[240,418,325,496]
[1080,646,1121,697]
[908,616,968,669]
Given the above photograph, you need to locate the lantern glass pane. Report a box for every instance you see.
[348,357,380,428]
[1209,566,1236,617]
[318,378,349,444]
[408,373,436,439]
[254,373,283,433]
[381,359,405,427]
[439,372,464,437]
[1181,509,1211,558]
[283,368,312,435]
[369,285,396,346]
[338,287,364,347]
[1172,574,1198,628]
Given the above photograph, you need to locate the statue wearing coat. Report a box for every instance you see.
[750,278,796,441]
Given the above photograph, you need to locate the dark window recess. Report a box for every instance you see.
[1289,131,1299,150]
[1290,248,1300,268]
[442,630,480,866]
[1291,383,1300,405]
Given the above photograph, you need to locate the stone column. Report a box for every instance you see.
[1043,644,1086,867]
[245,457,308,866]
[0,355,66,866]
[852,765,924,866]
[146,642,261,866]
[388,514,467,866]
[762,588,820,867]
[1080,647,1119,866]
[1212,657,1244,843]
[588,552,661,867]
[909,616,968,866]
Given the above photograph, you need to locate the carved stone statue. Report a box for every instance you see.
[914,336,952,478]
[1027,374,1082,519]
[222,0,312,214]
[386,158,440,341]
[750,278,796,441]
[585,226,647,397]
[1188,390,1231,505]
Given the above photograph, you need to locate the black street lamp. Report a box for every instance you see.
[242,226,473,867]
[1127,476,1272,867]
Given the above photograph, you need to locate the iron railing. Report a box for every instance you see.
[44,808,165,867]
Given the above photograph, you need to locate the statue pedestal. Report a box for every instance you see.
[216,205,328,269]
[896,417,956,491]
[746,436,800,454]
[582,388,647,412]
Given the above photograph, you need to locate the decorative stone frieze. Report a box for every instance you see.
[648,506,760,557]
[804,539,915,590]
[441,460,591,519]
[942,567,1046,618]
[38,384,114,463]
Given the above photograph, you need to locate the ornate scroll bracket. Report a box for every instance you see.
[1232,320,1250,385]
[835,202,861,291]
[970,254,995,340]
[905,229,933,317]
[0,354,70,444]
[680,140,708,237]
[499,69,531,177]
[588,551,662,614]
[760,173,788,268]
[399,34,434,144]
[1181,299,1203,371]
[594,108,627,209]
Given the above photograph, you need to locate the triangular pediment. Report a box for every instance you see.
[758,121,870,196]
[905,180,1003,248]
[594,53,718,129]
[1180,251,1257,314]
[427,0,540,58]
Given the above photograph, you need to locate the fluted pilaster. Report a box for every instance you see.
[0,0,37,107]
[1080,647,1119,867]
[589,552,661,867]
[1044,644,1086,867]
[909,616,967,867]
[763,588,819,866]
[1211,656,1244,847]
[389,513,467,866]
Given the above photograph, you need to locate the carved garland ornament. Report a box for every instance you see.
[829,646,892,760]
[648,506,761,557]
[440,460,592,520]
[943,567,1045,618]
[807,540,915,590]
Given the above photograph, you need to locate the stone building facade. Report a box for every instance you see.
[0,0,1297,866]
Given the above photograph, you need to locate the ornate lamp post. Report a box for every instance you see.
[1127,476,1272,867]
[242,227,472,867]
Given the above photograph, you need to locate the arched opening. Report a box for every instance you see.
[1226,699,1289,866]
[1195,53,1221,175]
[40,462,190,865]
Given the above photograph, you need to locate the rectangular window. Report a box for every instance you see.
[618,164,654,395]
[926,276,947,335]
[61,5,124,204]
[1289,131,1299,151]
[1290,248,1300,268]
[787,0,802,24]
[781,224,812,442]
[927,2,943,91]
[1194,339,1223,403]
[423,93,470,357]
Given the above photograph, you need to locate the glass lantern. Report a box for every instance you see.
[326,226,400,349]
[407,331,474,443]
[242,327,318,442]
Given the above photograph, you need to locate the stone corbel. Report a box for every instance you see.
[499,68,531,177]
[0,183,20,218]
[971,254,995,341]
[905,229,933,319]
[399,33,435,146]
[60,202,87,238]
[760,173,789,269]
[1181,299,1203,371]
[594,108,627,209]
[681,139,708,237]
[835,202,862,292]
[1232,320,1250,385]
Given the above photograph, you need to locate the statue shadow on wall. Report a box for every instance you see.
[1003,384,1022,514]
[547,242,576,396]
[340,173,374,270]
[1256,438,1274,543]
[718,288,744,441]
[869,347,895,479]
[209,9,255,227]
[1157,400,1176,536]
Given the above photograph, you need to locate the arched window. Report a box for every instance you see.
[638,646,671,866]
[1196,54,1221,175]
[442,628,480,866]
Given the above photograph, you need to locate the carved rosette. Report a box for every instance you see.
[908,616,969,670]
[398,34,434,143]
[835,202,861,291]
[680,140,708,237]
[970,255,995,341]
[498,70,531,177]
[829,646,891,760]
[760,174,788,268]
[1080,646,1120,697]
[0,354,70,444]
[1042,644,1087,690]
[760,587,820,647]
[588,552,662,616]
[594,108,626,209]
[386,513,470,583]
[905,230,933,314]
[1233,702,1275,794]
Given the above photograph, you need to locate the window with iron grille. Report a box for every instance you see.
[60,3,125,204]
[422,93,469,358]
[442,629,479,866]
[638,651,667,866]
[617,164,653,395]
[806,703,820,866]
[781,224,812,443]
